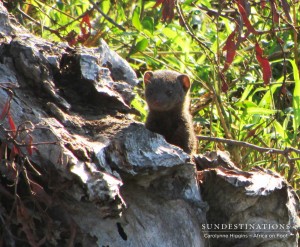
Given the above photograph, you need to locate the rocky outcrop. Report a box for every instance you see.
[0,3,298,247]
[0,3,207,246]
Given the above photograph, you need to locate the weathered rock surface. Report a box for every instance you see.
[196,152,300,247]
[0,3,299,247]
[0,3,208,247]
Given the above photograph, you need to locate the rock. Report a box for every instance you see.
[198,166,300,247]
[0,2,298,247]
[0,3,209,246]
[98,39,138,86]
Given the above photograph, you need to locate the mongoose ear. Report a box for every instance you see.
[178,74,190,91]
[144,71,154,85]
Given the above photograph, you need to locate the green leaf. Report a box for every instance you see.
[132,7,142,31]
[238,84,254,102]
[258,84,281,107]
[242,123,257,130]
[162,27,177,39]
[273,120,284,136]
[142,17,154,35]
[116,4,126,22]
[235,100,257,108]
[130,38,149,55]
[101,0,110,14]
[131,95,147,121]
[290,59,300,135]
[246,107,278,115]
[183,0,194,5]
[135,38,148,52]
[57,1,64,10]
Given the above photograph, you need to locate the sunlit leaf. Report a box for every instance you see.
[255,43,272,85]
[235,100,257,108]
[236,0,257,34]
[142,17,154,35]
[269,0,280,23]
[130,38,149,55]
[131,95,147,121]
[132,7,142,31]
[222,28,238,72]
[246,107,278,115]
[135,38,148,52]
[153,0,175,22]
[290,59,300,135]
[273,120,289,144]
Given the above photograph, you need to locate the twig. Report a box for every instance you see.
[30,0,76,19]
[142,51,204,56]
[88,0,125,32]
[15,141,58,147]
[174,0,215,64]
[16,7,62,39]
[197,135,300,156]
[193,2,300,34]
[193,3,235,21]
[175,1,235,141]
[57,8,95,32]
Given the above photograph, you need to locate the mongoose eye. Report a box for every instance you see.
[166,90,173,96]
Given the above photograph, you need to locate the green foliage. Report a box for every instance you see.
[6,0,300,193]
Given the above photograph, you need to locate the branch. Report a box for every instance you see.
[174,0,215,64]
[88,0,125,32]
[197,135,300,156]
[16,7,62,39]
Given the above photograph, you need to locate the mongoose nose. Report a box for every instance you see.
[153,100,160,106]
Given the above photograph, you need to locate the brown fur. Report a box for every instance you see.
[144,70,197,154]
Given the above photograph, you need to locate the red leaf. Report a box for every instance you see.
[81,14,91,29]
[255,43,272,85]
[280,0,292,22]
[9,145,20,159]
[220,73,229,93]
[66,31,77,46]
[240,30,251,43]
[246,129,256,139]
[270,0,280,24]
[7,112,16,135]
[77,33,90,43]
[68,38,77,46]
[78,14,91,43]
[276,37,284,45]
[260,0,267,9]
[153,0,175,22]
[236,0,257,34]
[7,112,20,156]
[238,0,251,15]
[222,81,229,93]
[281,83,287,95]
[28,177,52,205]
[222,29,238,72]
[26,135,34,156]
[153,0,164,8]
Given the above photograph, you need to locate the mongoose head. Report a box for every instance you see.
[144,70,190,111]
